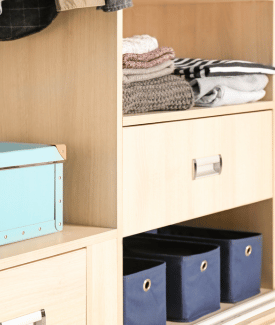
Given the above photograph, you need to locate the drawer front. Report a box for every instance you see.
[123,111,272,237]
[0,249,86,324]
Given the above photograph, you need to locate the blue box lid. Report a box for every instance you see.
[0,142,65,169]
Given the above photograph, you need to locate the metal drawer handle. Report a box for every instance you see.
[1,310,46,325]
[193,155,222,180]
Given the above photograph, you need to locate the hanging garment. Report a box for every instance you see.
[0,0,4,15]
[174,58,275,79]
[123,47,175,69]
[195,86,265,108]
[0,0,58,41]
[123,35,159,55]
[123,75,194,114]
[55,0,132,12]
[55,0,104,11]
[123,61,174,84]
[190,74,269,101]
[97,0,132,12]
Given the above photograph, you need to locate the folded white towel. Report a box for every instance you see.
[196,86,266,108]
[190,74,269,101]
[123,35,158,55]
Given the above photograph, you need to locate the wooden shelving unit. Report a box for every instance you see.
[0,0,274,324]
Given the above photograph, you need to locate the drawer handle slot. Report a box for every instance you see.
[193,155,222,180]
[1,310,46,325]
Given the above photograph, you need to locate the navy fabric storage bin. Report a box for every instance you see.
[123,257,166,325]
[124,236,220,322]
[157,225,262,303]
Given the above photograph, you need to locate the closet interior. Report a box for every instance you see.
[123,1,275,324]
[0,0,274,324]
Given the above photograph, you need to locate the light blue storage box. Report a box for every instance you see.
[0,142,66,245]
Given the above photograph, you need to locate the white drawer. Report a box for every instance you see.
[0,249,86,325]
[123,111,273,237]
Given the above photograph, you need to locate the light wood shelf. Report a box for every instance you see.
[0,224,117,271]
[167,289,273,325]
[123,101,274,126]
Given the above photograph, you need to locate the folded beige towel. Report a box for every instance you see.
[123,61,175,84]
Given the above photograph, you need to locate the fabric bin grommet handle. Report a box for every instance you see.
[143,279,152,292]
[246,245,252,256]
[201,260,208,272]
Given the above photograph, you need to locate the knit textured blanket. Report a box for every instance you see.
[123,47,175,69]
[123,61,175,84]
[123,75,194,114]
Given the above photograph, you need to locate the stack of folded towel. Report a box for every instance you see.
[123,48,175,84]
[122,35,194,114]
[174,58,275,107]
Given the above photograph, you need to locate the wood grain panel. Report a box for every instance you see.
[87,239,118,325]
[0,8,121,228]
[0,250,86,324]
[123,111,273,237]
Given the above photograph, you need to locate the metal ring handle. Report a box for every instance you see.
[143,279,151,292]
[245,245,252,256]
[200,260,208,272]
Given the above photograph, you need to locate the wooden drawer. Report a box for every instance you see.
[0,249,86,324]
[123,111,273,237]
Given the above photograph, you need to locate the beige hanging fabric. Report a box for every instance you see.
[55,0,105,11]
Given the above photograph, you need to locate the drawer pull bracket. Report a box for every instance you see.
[1,310,46,325]
[193,155,222,180]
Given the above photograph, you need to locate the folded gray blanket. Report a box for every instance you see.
[123,75,194,114]
[123,61,174,84]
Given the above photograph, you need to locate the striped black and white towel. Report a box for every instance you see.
[174,58,275,79]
